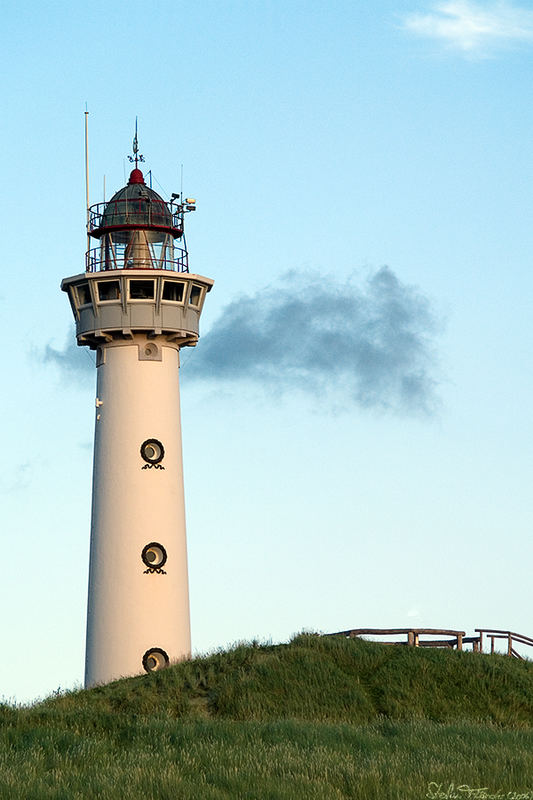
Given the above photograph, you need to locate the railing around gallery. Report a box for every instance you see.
[87,200,183,235]
[85,247,189,273]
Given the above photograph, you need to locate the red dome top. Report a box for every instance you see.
[128,168,145,185]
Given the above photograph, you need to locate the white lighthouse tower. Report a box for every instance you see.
[62,135,213,688]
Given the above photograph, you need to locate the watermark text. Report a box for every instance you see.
[426,783,533,800]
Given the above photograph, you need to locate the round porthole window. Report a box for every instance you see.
[140,438,164,464]
[141,542,167,570]
[143,647,169,673]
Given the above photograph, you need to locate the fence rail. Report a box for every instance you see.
[475,629,533,659]
[328,627,533,658]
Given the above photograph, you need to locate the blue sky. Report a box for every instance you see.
[1,0,533,702]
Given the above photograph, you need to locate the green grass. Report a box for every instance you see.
[2,635,533,799]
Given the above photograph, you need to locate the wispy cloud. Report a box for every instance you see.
[403,1,533,56]
[43,329,95,380]
[0,462,32,494]
[186,268,440,415]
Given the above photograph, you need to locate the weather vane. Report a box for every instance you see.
[128,117,145,168]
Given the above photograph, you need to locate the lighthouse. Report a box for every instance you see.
[61,135,213,687]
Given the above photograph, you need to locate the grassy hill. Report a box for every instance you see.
[2,634,533,799]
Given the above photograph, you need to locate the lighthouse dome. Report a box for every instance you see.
[91,169,180,242]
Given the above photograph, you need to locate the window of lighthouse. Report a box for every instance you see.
[162,280,185,303]
[189,284,203,307]
[140,438,165,465]
[142,542,167,572]
[142,648,169,673]
[97,280,120,302]
[129,279,155,300]
[75,282,92,307]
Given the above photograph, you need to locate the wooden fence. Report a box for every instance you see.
[476,629,533,659]
[328,627,533,659]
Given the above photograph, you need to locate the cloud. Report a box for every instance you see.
[44,270,441,415]
[402,1,533,56]
[43,328,95,379]
[186,268,440,415]
[0,462,32,494]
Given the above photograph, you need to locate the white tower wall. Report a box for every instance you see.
[62,159,212,689]
[86,337,190,687]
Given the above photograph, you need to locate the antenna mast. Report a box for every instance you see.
[84,108,90,257]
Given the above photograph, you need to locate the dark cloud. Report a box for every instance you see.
[42,269,441,414]
[186,268,440,414]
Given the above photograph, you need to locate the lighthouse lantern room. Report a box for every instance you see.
[61,132,213,688]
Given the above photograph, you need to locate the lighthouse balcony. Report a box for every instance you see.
[86,245,189,273]
[61,270,214,348]
[88,200,183,239]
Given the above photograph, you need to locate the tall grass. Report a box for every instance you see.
[1,635,532,799]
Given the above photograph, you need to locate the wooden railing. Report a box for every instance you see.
[328,628,467,650]
[328,627,533,658]
[475,629,533,659]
